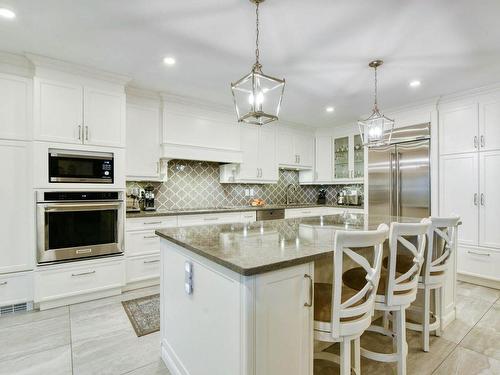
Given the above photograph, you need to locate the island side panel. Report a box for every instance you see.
[160,240,243,375]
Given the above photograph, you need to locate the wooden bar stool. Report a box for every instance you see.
[403,217,460,352]
[314,223,389,375]
[342,219,430,375]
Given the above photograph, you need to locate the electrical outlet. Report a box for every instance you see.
[245,188,250,197]
[250,188,255,196]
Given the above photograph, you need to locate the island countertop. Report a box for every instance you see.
[156,213,420,276]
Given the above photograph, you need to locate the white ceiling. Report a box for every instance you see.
[1,0,500,127]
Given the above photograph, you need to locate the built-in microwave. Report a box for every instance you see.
[48,149,114,184]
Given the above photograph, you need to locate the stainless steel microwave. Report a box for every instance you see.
[48,149,114,184]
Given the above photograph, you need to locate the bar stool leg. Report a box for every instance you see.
[340,339,351,375]
[439,286,445,335]
[353,337,360,375]
[423,287,430,352]
[397,307,407,375]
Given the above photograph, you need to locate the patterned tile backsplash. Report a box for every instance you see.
[127,160,364,211]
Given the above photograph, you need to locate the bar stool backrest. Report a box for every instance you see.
[330,223,389,338]
[386,219,431,306]
[422,217,460,284]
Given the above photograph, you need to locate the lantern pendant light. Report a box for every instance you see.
[231,0,285,126]
[357,60,394,146]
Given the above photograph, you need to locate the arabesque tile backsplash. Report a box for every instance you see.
[126,160,363,211]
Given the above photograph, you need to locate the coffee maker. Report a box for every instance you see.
[141,185,156,211]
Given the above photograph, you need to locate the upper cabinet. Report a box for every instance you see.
[126,99,161,181]
[220,124,278,183]
[277,128,314,169]
[439,103,478,155]
[34,78,126,147]
[479,97,500,151]
[333,134,364,182]
[0,73,32,141]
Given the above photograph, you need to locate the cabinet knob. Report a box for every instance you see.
[480,135,485,148]
[474,136,478,149]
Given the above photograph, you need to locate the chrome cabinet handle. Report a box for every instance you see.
[78,125,82,140]
[144,259,160,264]
[143,235,157,239]
[480,193,485,206]
[257,168,259,178]
[474,136,478,148]
[85,126,89,141]
[467,250,490,257]
[304,274,313,307]
[144,221,161,225]
[480,135,485,148]
[0,281,7,286]
[204,217,219,221]
[71,270,96,277]
[298,155,301,164]
[474,193,478,206]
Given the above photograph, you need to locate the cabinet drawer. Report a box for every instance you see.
[240,211,257,223]
[126,216,178,231]
[35,259,124,303]
[126,255,160,284]
[126,230,160,256]
[178,212,242,227]
[0,272,33,306]
[457,246,500,281]
[285,207,324,219]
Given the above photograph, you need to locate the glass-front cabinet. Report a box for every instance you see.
[333,134,364,182]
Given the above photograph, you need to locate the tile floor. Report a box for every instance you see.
[0,281,499,374]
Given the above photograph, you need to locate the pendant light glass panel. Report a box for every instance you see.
[231,70,285,125]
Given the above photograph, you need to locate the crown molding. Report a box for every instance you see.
[25,53,131,85]
[125,85,161,100]
[438,81,500,104]
[160,91,235,115]
[0,51,33,77]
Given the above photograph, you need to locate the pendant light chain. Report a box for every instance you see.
[373,65,378,111]
[253,1,262,72]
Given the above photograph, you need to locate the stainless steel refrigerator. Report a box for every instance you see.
[368,123,431,219]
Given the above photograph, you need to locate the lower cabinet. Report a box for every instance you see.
[0,271,34,307]
[126,254,160,284]
[285,206,363,219]
[457,245,500,286]
[34,258,125,310]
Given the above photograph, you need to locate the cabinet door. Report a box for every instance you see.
[0,141,33,273]
[295,134,314,167]
[238,125,260,180]
[352,134,364,179]
[479,151,500,248]
[480,99,500,151]
[277,130,295,166]
[439,104,478,155]
[259,126,278,181]
[439,153,479,246]
[315,136,333,182]
[84,87,125,147]
[0,73,31,140]
[333,136,350,180]
[126,104,160,179]
[35,78,83,144]
[255,263,313,375]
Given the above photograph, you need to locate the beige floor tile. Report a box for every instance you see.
[434,346,500,375]
[461,304,500,361]
[70,301,136,343]
[457,282,500,304]
[0,345,72,375]
[122,360,172,375]
[72,330,161,375]
[0,314,70,362]
[0,305,68,329]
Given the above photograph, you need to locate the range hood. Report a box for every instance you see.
[160,143,243,164]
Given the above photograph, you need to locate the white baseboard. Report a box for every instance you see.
[458,273,500,290]
[122,278,159,292]
[161,339,188,375]
[37,287,122,310]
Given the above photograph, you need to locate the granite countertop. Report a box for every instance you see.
[155,213,418,276]
[127,203,364,218]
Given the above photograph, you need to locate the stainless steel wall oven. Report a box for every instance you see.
[36,191,124,264]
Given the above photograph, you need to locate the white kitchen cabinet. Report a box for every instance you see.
[34,77,126,147]
[299,136,333,184]
[479,151,500,249]
[178,212,244,227]
[333,134,364,183]
[479,98,500,151]
[126,254,160,284]
[277,128,314,169]
[439,153,479,246]
[83,87,125,147]
[0,73,32,141]
[220,124,278,184]
[439,103,478,155]
[126,103,161,180]
[0,272,34,307]
[0,140,33,274]
[34,78,84,144]
[457,245,500,283]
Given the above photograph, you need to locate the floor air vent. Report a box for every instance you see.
[0,302,33,316]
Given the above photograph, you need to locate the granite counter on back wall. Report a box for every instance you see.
[127,159,364,211]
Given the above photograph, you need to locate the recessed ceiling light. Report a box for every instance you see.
[409,80,421,88]
[163,57,176,66]
[0,8,16,19]
[326,106,335,113]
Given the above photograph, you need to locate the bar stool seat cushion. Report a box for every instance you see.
[314,283,366,323]
[382,255,444,276]
[342,268,386,295]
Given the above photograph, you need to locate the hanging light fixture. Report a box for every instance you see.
[231,0,285,126]
[357,60,394,146]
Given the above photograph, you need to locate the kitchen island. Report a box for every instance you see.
[156,214,457,375]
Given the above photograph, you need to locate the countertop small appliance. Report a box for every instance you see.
[141,185,156,211]
[317,189,326,205]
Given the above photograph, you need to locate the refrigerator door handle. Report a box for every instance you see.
[390,153,395,217]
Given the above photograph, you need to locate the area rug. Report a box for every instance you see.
[122,294,160,337]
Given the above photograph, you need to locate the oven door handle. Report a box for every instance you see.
[42,202,122,212]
